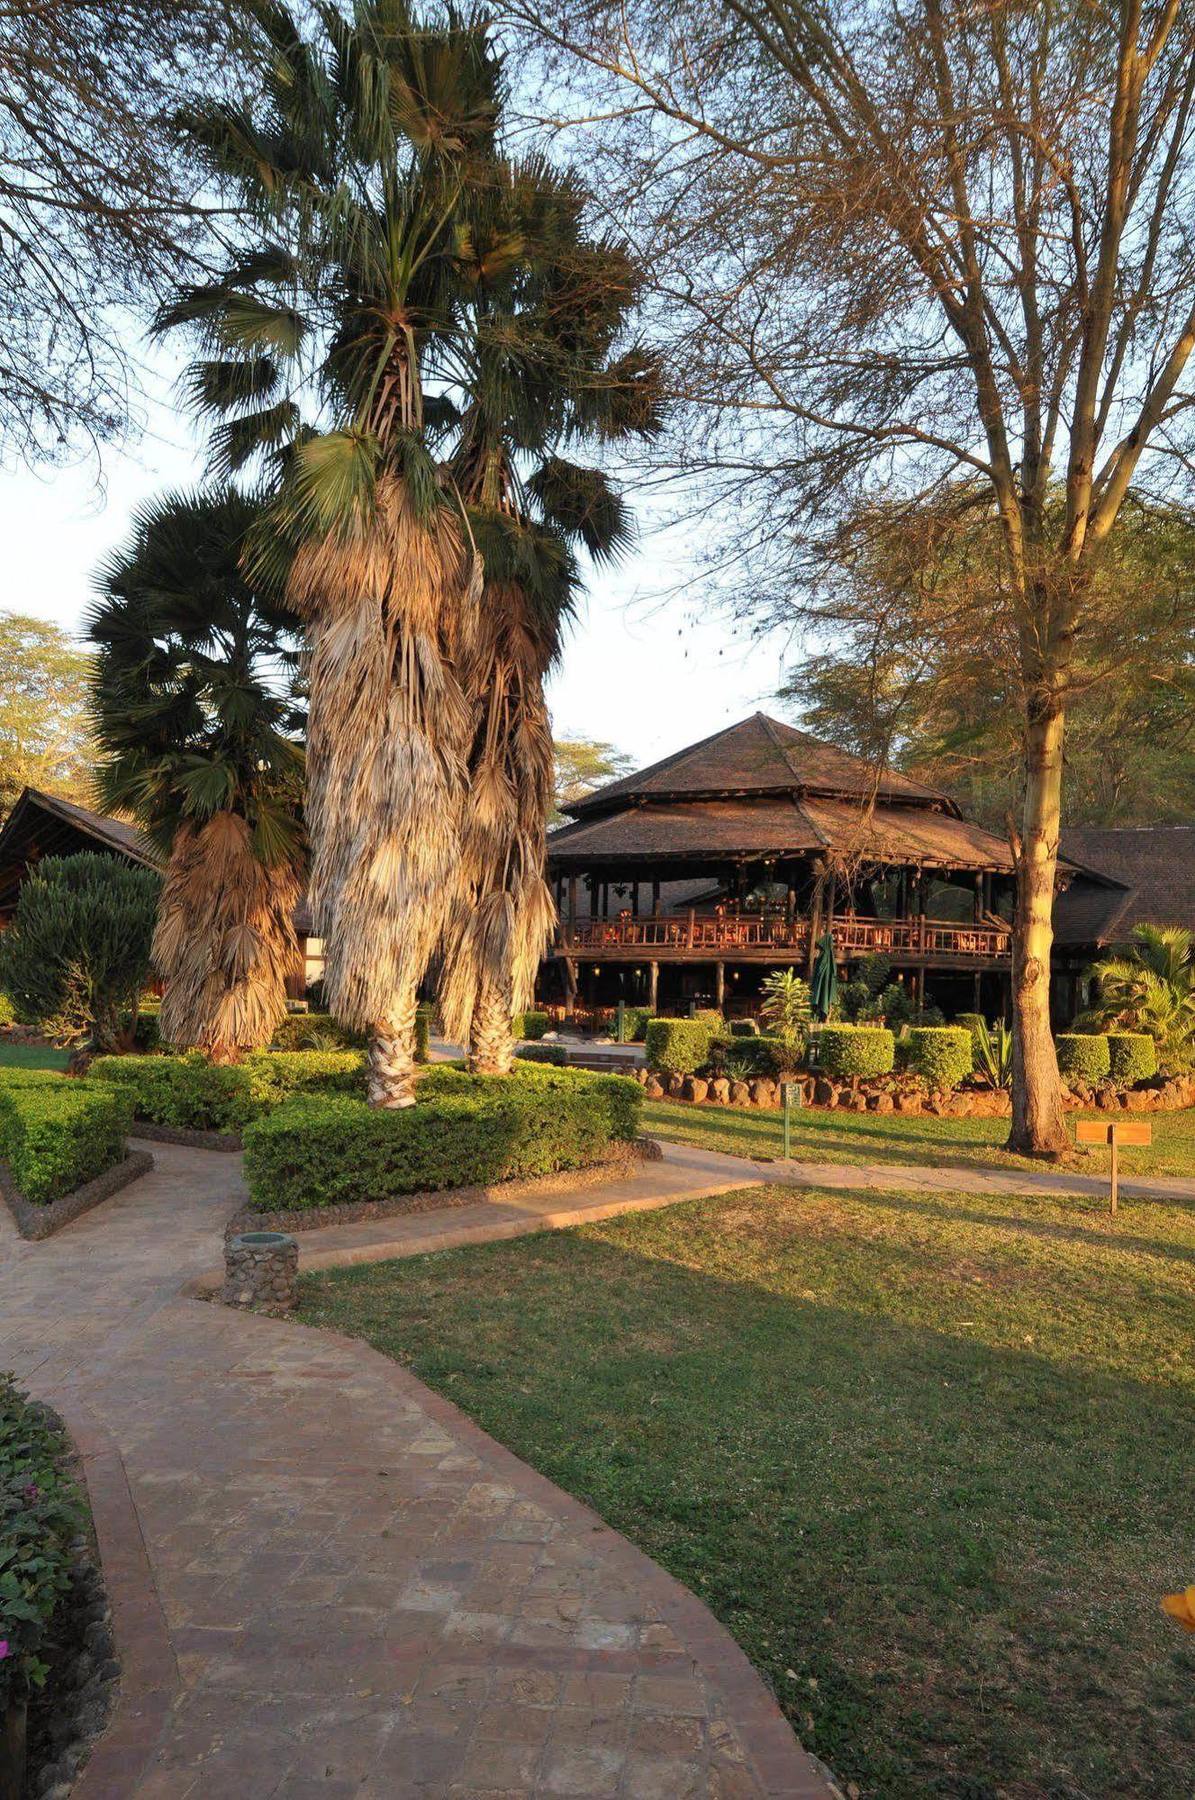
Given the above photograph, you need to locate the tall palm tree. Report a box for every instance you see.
[1084,923,1195,1059]
[157,0,497,1104]
[434,158,663,1071]
[89,489,306,1061]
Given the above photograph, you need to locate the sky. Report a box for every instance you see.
[1,351,796,772]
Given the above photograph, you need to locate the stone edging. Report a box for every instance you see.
[129,1120,243,1152]
[0,1150,154,1241]
[49,1398,179,1800]
[226,1136,662,1237]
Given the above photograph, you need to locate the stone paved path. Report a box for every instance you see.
[0,1142,832,1800]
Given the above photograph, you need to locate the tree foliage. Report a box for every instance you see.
[0,613,96,817]
[0,852,159,1050]
[1081,923,1195,1062]
[552,736,635,820]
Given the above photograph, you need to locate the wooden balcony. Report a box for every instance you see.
[554,911,1011,967]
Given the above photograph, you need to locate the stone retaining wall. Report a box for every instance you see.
[634,1066,1195,1119]
[0,1150,155,1241]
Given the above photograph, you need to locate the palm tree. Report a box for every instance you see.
[1083,923,1195,1060]
[89,489,305,1061]
[434,157,662,1071]
[157,1,497,1104]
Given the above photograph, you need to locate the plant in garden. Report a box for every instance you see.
[1055,1034,1112,1084]
[760,969,812,1059]
[0,853,159,1050]
[906,1026,973,1091]
[972,1019,1013,1091]
[817,1025,895,1081]
[1082,924,1195,1062]
[90,489,306,1062]
[0,1375,81,1713]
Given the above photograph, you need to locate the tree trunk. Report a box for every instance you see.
[1007,700,1070,1156]
[469,981,515,1075]
[368,985,420,1108]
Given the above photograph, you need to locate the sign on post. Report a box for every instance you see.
[1075,1118,1152,1215]
[781,1080,802,1161]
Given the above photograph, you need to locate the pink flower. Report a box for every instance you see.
[0,1642,10,1660]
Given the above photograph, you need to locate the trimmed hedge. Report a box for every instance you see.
[516,1044,569,1066]
[906,1026,974,1090]
[243,1064,642,1213]
[513,1010,550,1040]
[729,1018,761,1037]
[718,1035,799,1079]
[1055,1034,1111,1082]
[271,1012,366,1052]
[415,1005,432,1064]
[1108,1032,1157,1084]
[0,1074,131,1204]
[645,1017,711,1075]
[89,1050,365,1131]
[817,1025,895,1080]
[0,1374,82,1708]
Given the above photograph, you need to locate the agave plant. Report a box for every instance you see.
[972,1018,1013,1090]
[89,490,305,1061]
[1082,923,1195,1059]
[157,1,497,1103]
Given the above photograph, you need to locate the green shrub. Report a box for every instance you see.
[693,1007,725,1032]
[516,1044,568,1066]
[856,952,892,996]
[906,1026,974,1090]
[244,1064,642,1212]
[89,1049,365,1131]
[621,1006,652,1042]
[513,1010,550,1040]
[415,1005,432,1063]
[817,1025,895,1080]
[1055,1034,1111,1082]
[838,979,871,1022]
[0,990,17,1028]
[645,1017,711,1075]
[271,1012,366,1052]
[1107,1032,1157,1085]
[715,1035,798,1079]
[0,1374,82,1707]
[955,1012,986,1045]
[729,1018,760,1037]
[0,1077,131,1203]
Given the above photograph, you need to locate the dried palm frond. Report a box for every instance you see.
[154,812,302,1061]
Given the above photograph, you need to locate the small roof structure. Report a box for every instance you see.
[1054,825,1195,949]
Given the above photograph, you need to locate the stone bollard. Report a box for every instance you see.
[222,1231,299,1313]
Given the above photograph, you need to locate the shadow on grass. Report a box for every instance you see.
[302,1213,1195,1800]
[844,1185,1195,1263]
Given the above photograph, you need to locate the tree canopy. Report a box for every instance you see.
[0,613,96,818]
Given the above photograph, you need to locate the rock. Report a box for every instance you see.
[1095,1087,1118,1110]
[1123,1086,1151,1111]
[949,1094,973,1117]
[69,1650,94,1687]
[844,1090,868,1112]
[683,1076,708,1103]
[729,1080,752,1107]
[750,1078,778,1108]
[894,1092,922,1114]
[813,1078,838,1108]
[644,1077,665,1100]
[868,1092,894,1113]
[666,1071,686,1098]
[709,1077,731,1105]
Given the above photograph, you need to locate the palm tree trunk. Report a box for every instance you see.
[1007,700,1069,1156]
[368,984,420,1107]
[468,979,515,1074]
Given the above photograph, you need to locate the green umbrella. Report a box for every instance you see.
[810,930,839,1020]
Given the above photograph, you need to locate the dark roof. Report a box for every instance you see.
[1054,825,1195,947]
[566,712,955,819]
[0,787,157,867]
[548,791,1014,872]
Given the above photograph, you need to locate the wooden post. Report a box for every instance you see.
[1110,1132,1118,1216]
[715,961,725,1008]
[652,878,661,916]
[807,866,825,975]
[687,908,696,949]
[563,956,577,1017]
[649,960,659,1014]
[632,881,639,918]
[973,970,982,1011]
[974,872,983,922]
[567,877,577,939]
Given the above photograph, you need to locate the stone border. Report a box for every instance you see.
[128,1119,243,1152]
[227,1135,661,1236]
[0,1150,154,1241]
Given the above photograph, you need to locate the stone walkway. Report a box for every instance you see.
[0,1142,832,1800]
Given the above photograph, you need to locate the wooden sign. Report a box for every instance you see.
[1075,1118,1152,1214]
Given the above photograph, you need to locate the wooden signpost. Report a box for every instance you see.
[1075,1118,1152,1214]
[781,1080,802,1161]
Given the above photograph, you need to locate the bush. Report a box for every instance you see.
[906,1026,974,1090]
[645,1017,711,1075]
[513,1010,550,1040]
[838,979,871,1022]
[614,1004,651,1043]
[0,1374,82,1708]
[270,1012,366,1052]
[243,1064,642,1212]
[817,1025,895,1079]
[715,1035,799,1079]
[0,852,159,1051]
[955,1012,986,1045]
[1055,1034,1111,1082]
[1107,1032,1157,1085]
[415,1005,432,1063]
[693,1007,725,1032]
[0,1075,132,1203]
[729,1018,760,1037]
[89,1049,365,1131]
[0,990,16,1027]
[516,1044,569,1066]
[856,952,892,996]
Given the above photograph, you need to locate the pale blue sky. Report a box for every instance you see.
[1,349,794,770]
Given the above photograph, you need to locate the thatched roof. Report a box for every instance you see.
[1054,825,1195,947]
[0,787,157,914]
[566,712,955,818]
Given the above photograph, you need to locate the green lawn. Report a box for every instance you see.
[644,1094,1195,1181]
[0,1042,70,1071]
[303,1183,1195,1798]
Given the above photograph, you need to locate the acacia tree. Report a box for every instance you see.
[0,614,96,816]
[516,0,1195,1154]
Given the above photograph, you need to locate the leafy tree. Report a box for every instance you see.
[0,614,96,818]
[0,853,159,1049]
[89,489,306,1062]
[760,968,811,1059]
[552,737,636,822]
[1081,924,1195,1064]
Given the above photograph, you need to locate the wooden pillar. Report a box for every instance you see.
[973,970,982,1011]
[715,961,725,1009]
[632,881,639,918]
[563,956,577,1016]
[807,863,825,976]
[651,878,661,916]
[687,908,696,949]
[649,960,659,1014]
[567,876,577,935]
[974,872,983,922]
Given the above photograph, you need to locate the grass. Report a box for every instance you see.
[303,1182,1195,1799]
[0,1042,70,1071]
[643,1094,1195,1181]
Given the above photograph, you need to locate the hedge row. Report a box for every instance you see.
[1055,1032,1157,1084]
[243,1064,642,1212]
[0,1072,132,1204]
[513,1010,550,1040]
[817,1025,895,1079]
[270,1012,366,1052]
[89,1050,365,1131]
[0,1374,82,1709]
[644,1018,713,1075]
[906,1026,973,1089]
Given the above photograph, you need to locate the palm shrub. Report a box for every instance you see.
[760,969,812,1062]
[90,489,306,1062]
[1081,924,1195,1062]
[0,853,159,1050]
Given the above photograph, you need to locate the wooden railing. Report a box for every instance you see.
[556,912,1011,961]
